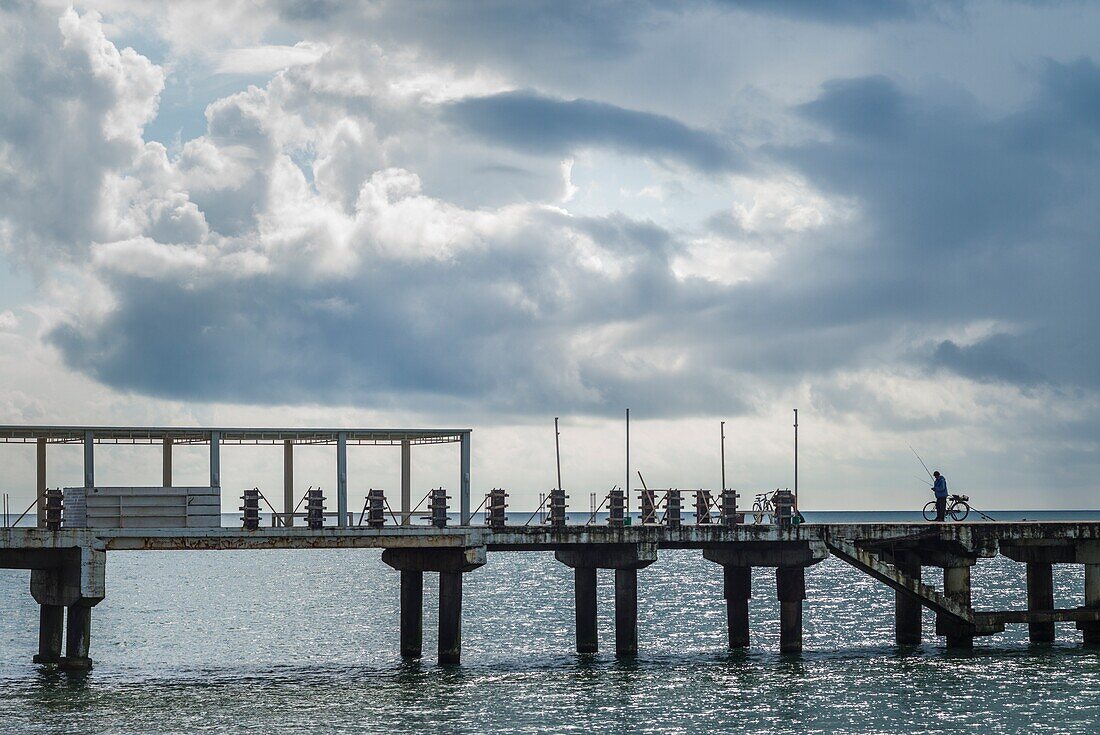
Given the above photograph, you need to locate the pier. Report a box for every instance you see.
[1,425,1099,669]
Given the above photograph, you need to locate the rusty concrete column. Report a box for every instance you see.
[724,565,751,648]
[32,604,64,664]
[283,440,294,527]
[776,566,805,653]
[162,437,173,487]
[400,570,423,658]
[62,604,92,670]
[36,437,47,528]
[614,568,638,657]
[1026,561,1055,643]
[575,567,598,653]
[942,565,974,649]
[439,571,463,664]
[895,561,923,645]
[1084,564,1100,646]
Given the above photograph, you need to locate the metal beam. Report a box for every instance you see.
[209,431,220,488]
[460,431,471,525]
[283,440,294,528]
[401,440,411,526]
[83,431,94,488]
[337,432,348,527]
[162,438,173,487]
[36,438,46,528]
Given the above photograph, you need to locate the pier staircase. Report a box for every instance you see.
[823,532,1002,635]
[825,531,1100,633]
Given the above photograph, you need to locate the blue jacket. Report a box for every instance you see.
[933,476,948,498]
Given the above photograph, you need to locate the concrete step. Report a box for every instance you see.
[824,534,999,633]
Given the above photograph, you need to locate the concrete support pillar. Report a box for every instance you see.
[1026,561,1055,643]
[63,604,92,669]
[209,431,221,489]
[162,438,173,487]
[36,437,47,528]
[723,565,751,648]
[895,561,923,645]
[615,568,639,657]
[283,440,294,527]
[942,565,974,649]
[400,570,423,659]
[439,572,463,664]
[776,566,805,654]
[33,604,64,664]
[574,567,598,653]
[401,440,412,526]
[459,432,471,525]
[1083,564,1100,646]
[83,431,94,488]
[336,432,348,527]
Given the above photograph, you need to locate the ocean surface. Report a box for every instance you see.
[1,511,1098,734]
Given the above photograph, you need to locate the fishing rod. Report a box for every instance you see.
[908,444,935,481]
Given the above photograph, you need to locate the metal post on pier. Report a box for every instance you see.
[83,430,94,488]
[162,438,173,487]
[209,431,221,489]
[401,440,411,526]
[793,409,798,510]
[460,431,471,525]
[36,437,46,528]
[337,432,348,527]
[283,440,294,527]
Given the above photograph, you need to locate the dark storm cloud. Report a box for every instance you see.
[48,213,750,418]
[49,59,1100,415]
[446,91,741,173]
[712,0,918,24]
[769,61,1100,389]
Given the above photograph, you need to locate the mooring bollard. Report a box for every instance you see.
[306,488,325,530]
[367,488,386,528]
[430,487,450,528]
[44,488,63,531]
[608,488,625,527]
[547,487,567,528]
[720,488,740,526]
[240,488,260,531]
[487,488,508,528]
[772,489,795,527]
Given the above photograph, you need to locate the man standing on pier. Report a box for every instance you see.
[932,471,948,522]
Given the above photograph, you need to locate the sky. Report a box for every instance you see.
[1,0,1098,511]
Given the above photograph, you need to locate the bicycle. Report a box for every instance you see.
[752,491,775,525]
[923,493,970,521]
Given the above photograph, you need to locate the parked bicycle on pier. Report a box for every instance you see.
[752,491,775,524]
[923,494,970,521]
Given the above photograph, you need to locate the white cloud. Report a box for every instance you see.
[215,42,328,75]
[0,309,18,330]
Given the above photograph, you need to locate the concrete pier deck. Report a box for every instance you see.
[3,521,1099,668]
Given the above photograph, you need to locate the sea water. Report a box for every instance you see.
[1,511,1098,734]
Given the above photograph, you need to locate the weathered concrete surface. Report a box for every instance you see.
[703,541,827,568]
[555,543,657,570]
[723,566,752,648]
[381,546,486,573]
[400,570,423,659]
[4,522,1099,555]
[574,567,598,653]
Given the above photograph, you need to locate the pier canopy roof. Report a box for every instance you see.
[0,425,469,446]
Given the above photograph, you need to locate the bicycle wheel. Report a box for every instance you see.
[752,501,764,524]
[950,501,970,521]
[922,501,938,521]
